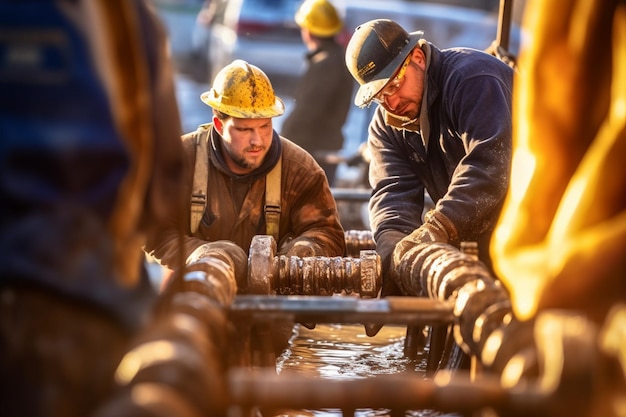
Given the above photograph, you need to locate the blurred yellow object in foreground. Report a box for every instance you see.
[492,0,626,323]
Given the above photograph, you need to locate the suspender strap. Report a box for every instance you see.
[190,127,281,239]
[190,129,210,234]
[264,154,282,241]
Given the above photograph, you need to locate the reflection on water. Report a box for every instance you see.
[277,324,422,379]
[274,324,457,417]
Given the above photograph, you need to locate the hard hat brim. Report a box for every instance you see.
[354,31,423,108]
[200,90,286,118]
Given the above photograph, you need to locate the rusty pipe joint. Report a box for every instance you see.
[395,242,491,300]
[344,229,376,257]
[182,261,237,307]
[248,235,381,298]
[394,241,514,359]
[274,251,381,297]
[453,279,512,357]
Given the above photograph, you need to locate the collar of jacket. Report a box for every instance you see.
[209,125,282,182]
[383,40,434,144]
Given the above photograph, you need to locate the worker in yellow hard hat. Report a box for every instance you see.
[145,59,346,360]
[294,0,342,37]
[145,58,345,288]
[280,0,354,186]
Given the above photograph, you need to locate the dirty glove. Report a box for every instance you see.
[278,237,322,258]
[392,211,458,263]
[390,211,459,291]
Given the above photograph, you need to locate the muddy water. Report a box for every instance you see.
[275,324,457,417]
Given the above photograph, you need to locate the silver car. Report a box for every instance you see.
[206,0,306,89]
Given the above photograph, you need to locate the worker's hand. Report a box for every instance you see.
[278,237,321,258]
[391,211,458,271]
[392,222,446,263]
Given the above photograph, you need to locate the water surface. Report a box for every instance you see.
[275,324,456,417]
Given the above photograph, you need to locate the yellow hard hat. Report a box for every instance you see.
[295,0,342,38]
[201,60,285,118]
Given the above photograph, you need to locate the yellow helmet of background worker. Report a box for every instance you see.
[295,0,342,38]
[201,60,285,118]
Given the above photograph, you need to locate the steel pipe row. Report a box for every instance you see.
[247,235,381,298]
[395,241,512,360]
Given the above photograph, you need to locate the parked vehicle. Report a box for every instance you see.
[200,0,520,91]
[341,0,520,54]
[205,0,307,91]
[176,0,522,228]
[152,0,206,61]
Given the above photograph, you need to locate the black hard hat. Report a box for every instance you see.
[345,19,423,107]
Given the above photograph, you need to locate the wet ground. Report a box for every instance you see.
[273,323,458,417]
[278,324,419,380]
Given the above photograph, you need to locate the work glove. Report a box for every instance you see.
[374,230,406,298]
[391,210,459,278]
[363,211,459,337]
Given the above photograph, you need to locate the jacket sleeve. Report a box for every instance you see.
[277,140,346,257]
[368,108,428,241]
[437,73,513,242]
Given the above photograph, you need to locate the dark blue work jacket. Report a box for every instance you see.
[368,42,514,273]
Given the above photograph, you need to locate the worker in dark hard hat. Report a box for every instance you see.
[344,19,514,298]
[280,0,354,186]
[145,59,345,285]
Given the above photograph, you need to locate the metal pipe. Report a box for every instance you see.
[227,368,545,415]
[248,235,381,298]
[395,242,512,358]
[332,187,372,202]
[496,0,512,51]
[229,295,455,327]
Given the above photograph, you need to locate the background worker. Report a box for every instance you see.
[280,0,354,186]
[145,59,346,291]
[344,19,514,298]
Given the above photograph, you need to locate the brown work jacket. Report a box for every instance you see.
[145,124,346,269]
